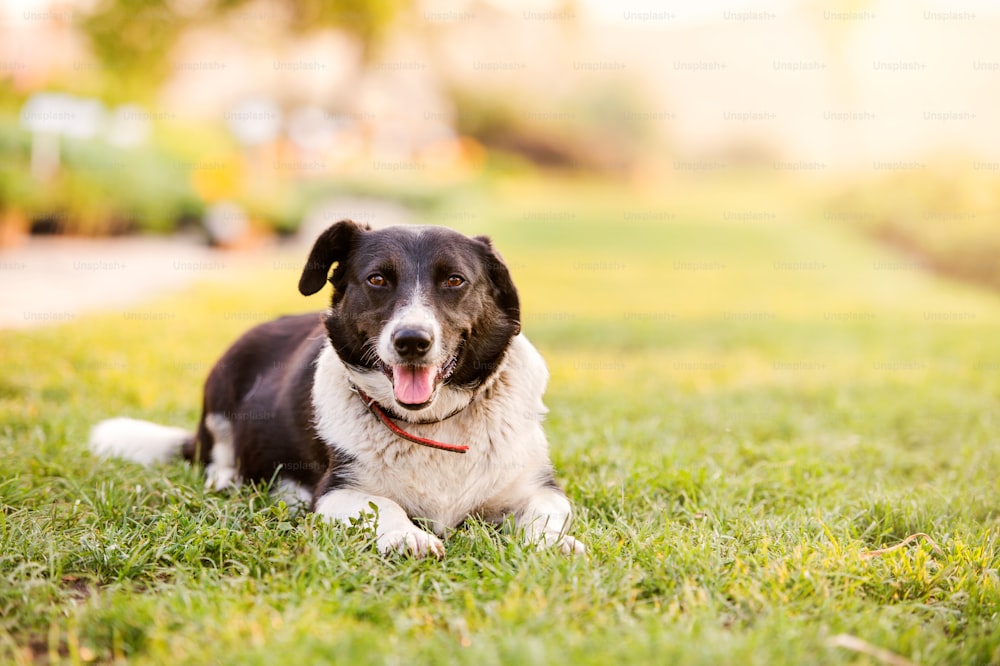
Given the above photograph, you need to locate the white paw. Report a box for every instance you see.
[204,463,239,492]
[532,532,587,556]
[557,535,586,556]
[377,528,445,559]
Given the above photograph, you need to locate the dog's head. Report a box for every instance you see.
[299,220,521,416]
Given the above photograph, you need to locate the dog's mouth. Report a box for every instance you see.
[377,355,458,409]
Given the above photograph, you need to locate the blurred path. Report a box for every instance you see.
[0,198,414,329]
[0,236,260,329]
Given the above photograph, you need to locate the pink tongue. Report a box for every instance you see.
[392,365,436,405]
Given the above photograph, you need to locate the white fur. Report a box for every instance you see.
[203,413,238,491]
[89,417,189,466]
[311,333,584,557]
[376,284,444,365]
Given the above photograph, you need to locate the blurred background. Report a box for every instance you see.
[6,4,1000,662]
[1,0,1000,322]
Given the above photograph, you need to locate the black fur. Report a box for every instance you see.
[188,313,349,492]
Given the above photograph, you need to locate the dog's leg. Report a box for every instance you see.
[515,486,586,556]
[203,413,239,491]
[272,478,313,509]
[314,489,445,559]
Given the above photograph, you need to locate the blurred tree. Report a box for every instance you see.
[78,0,407,103]
[279,0,401,44]
[78,1,183,103]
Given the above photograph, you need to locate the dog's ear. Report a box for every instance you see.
[475,235,521,336]
[299,220,367,296]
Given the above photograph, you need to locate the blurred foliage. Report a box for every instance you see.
[827,164,1000,291]
[450,81,655,173]
[0,121,41,212]
[77,1,185,103]
[0,115,202,235]
[0,112,467,237]
[78,0,409,102]
[280,0,403,44]
[241,187,306,236]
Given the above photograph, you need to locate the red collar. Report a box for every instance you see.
[354,387,469,454]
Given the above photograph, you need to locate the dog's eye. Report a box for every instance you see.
[367,274,387,287]
[445,275,465,288]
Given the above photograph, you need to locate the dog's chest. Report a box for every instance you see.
[310,337,551,532]
[349,408,544,531]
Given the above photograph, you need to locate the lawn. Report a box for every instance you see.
[1,174,999,665]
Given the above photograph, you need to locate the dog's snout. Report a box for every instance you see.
[393,328,433,359]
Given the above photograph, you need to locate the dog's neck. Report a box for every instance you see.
[351,386,471,453]
[350,383,476,425]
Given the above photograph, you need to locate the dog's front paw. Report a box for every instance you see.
[532,532,587,556]
[557,535,586,556]
[377,528,445,559]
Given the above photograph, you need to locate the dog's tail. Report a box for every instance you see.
[89,417,194,466]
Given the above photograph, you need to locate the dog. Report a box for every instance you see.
[90,220,584,558]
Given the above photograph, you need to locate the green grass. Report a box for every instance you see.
[2,174,999,665]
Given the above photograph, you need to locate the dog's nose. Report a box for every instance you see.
[393,328,433,359]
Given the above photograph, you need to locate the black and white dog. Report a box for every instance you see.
[90,220,583,558]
